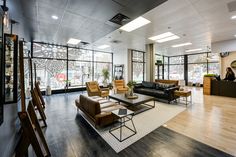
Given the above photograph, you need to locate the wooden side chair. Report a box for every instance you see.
[86,81,109,98]
[113,80,128,94]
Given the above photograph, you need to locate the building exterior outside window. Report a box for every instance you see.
[26,42,113,91]
[131,50,146,83]
[169,56,184,80]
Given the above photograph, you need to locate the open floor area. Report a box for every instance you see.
[28,87,236,157]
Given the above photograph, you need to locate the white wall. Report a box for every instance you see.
[212,39,236,53]
[221,51,236,77]
[113,49,129,82]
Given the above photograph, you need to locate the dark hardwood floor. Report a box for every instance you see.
[28,92,233,157]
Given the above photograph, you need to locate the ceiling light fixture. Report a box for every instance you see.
[234,34,236,37]
[51,15,58,20]
[119,16,151,32]
[67,38,81,45]
[97,45,110,49]
[172,42,192,48]
[149,32,180,43]
[156,35,180,43]
[185,48,202,53]
[231,15,236,19]
[149,32,174,40]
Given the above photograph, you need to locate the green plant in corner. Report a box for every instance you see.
[102,68,110,87]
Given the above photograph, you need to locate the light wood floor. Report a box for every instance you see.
[166,87,236,156]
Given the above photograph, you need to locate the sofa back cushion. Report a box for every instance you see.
[155,80,179,86]
[142,81,155,88]
[156,82,175,90]
[79,95,101,117]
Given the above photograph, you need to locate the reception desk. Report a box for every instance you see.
[203,76,236,98]
[211,80,236,98]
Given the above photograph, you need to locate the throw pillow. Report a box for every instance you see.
[156,82,175,90]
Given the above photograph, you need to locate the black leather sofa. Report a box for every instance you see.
[134,81,179,103]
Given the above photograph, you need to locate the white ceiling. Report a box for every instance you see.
[91,0,236,56]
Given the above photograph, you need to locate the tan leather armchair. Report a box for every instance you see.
[86,81,109,98]
[113,80,129,94]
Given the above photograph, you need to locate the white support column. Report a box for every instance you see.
[145,44,155,82]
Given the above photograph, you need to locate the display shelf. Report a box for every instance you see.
[4,34,18,103]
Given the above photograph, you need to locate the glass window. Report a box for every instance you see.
[131,50,145,82]
[132,51,145,62]
[169,56,184,64]
[33,43,67,59]
[164,65,168,79]
[164,57,168,64]
[169,65,184,80]
[94,52,112,62]
[33,59,67,90]
[32,42,113,91]
[68,48,92,61]
[188,63,207,84]
[188,53,207,63]
[132,62,144,83]
[67,61,92,88]
[208,63,220,74]
[94,63,112,84]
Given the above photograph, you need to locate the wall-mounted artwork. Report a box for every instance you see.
[231,60,236,68]
[114,65,124,80]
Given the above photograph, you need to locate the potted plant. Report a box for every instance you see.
[127,81,136,96]
[102,68,110,87]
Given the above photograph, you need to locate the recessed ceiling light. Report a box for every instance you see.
[156,35,180,43]
[231,15,236,19]
[67,38,81,45]
[234,34,236,37]
[172,42,192,48]
[149,32,174,40]
[120,16,151,32]
[185,48,202,52]
[51,15,58,20]
[97,45,110,49]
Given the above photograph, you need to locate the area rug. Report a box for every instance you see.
[80,101,186,153]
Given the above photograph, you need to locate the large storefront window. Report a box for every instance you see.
[34,59,67,90]
[94,62,112,84]
[169,56,184,80]
[188,63,207,84]
[208,53,220,75]
[131,50,145,83]
[30,42,113,91]
[68,61,92,88]
[188,53,208,84]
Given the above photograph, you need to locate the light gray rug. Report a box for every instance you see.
[80,101,185,153]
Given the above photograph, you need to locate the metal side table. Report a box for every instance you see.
[109,108,136,142]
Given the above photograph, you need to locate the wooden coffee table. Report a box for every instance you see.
[174,90,192,107]
[109,93,155,115]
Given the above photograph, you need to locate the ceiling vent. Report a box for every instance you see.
[109,13,130,25]
[227,0,236,12]
[80,41,89,45]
